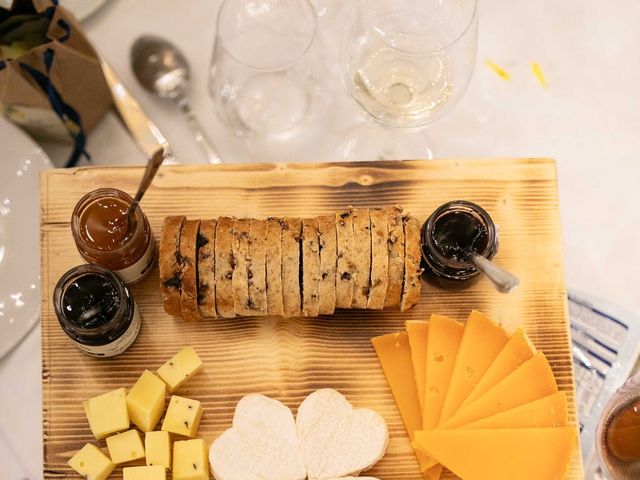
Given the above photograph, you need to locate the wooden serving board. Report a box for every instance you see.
[40,159,584,479]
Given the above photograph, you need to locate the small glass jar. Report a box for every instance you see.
[53,264,141,358]
[71,188,156,284]
[420,200,499,290]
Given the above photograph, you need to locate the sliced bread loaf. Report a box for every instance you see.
[159,216,185,316]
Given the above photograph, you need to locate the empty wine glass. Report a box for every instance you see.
[596,372,640,479]
[339,0,478,160]
[209,0,319,142]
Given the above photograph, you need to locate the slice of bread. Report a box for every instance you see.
[197,219,217,318]
[367,208,389,310]
[351,208,372,309]
[317,215,337,315]
[281,218,302,317]
[232,218,252,317]
[384,206,405,308]
[335,210,355,309]
[159,216,185,316]
[301,218,321,317]
[400,215,423,312]
[265,218,284,316]
[248,219,268,316]
[214,216,236,318]
[179,219,202,322]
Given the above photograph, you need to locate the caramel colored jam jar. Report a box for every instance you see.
[71,188,156,284]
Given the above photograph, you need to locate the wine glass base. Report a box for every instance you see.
[335,121,434,161]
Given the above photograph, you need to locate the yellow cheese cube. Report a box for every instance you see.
[123,465,166,480]
[156,346,202,393]
[106,429,145,464]
[68,443,115,480]
[145,431,171,469]
[127,370,166,431]
[84,387,129,439]
[173,439,208,480]
[161,395,203,437]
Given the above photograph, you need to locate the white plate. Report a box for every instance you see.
[0,118,52,360]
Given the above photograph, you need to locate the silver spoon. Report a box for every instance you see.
[131,35,222,164]
[467,252,520,294]
[127,147,166,232]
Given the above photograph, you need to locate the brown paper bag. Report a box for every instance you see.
[0,0,112,166]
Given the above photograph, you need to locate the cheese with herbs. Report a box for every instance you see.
[161,395,203,437]
[145,430,171,469]
[173,439,208,480]
[156,346,202,393]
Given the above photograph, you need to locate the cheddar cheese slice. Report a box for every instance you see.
[442,352,558,429]
[405,320,429,411]
[438,311,509,423]
[463,329,536,407]
[423,315,464,429]
[371,333,439,476]
[461,391,568,429]
[414,427,576,480]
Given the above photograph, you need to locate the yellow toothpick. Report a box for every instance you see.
[484,59,510,81]
[531,62,547,87]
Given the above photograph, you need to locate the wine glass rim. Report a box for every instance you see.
[214,0,317,72]
[369,0,478,57]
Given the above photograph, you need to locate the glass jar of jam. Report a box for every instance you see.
[71,188,156,284]
[53,264,141,357]
[420,200,499,290]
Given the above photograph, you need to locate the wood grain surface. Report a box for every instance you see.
[40,159,584,479]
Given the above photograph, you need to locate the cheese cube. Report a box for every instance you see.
[123,465,166,480]
[127,370,166,431]
[156,346,202,393]
[145,431,171,469]
[106,429,145,464]
[84,387,129,439]
[161,395,203,437]
[68,443,115,480]
[173,439,208,480]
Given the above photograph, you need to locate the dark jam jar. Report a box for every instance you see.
[421,200,499,290]
[53,264,141,357]
[71,188,156,284]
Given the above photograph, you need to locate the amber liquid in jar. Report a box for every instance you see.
[600,399,640,479]
[72,188,156,284]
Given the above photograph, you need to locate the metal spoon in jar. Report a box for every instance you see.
[466,251,520,294]
[130,35,222,164]
[126,147,166,232]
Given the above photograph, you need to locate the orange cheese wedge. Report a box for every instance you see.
[438,311,509,423]
[442,352,558,428]
[414,427,576,480]
[423,315,464,429]
[371,332,439,476]
[406,320,429,410]
[461,391,568,429]
[463,329,536,407]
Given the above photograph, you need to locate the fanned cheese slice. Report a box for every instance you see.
[442,352,558,429]
[463,329,536,407]
[405,320,429,410]
[371,333,439,475]
[438,311,509,424]
[423,315,464,429]
[414,427,576,480]
[461,391,568,429]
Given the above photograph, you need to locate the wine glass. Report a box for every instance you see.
[596,372,640,479]
[209,0,319,142]
[339,0,478,160]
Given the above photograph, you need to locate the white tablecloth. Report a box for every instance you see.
[1,0,639,477]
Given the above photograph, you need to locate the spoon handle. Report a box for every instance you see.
[127,147,166,230]
[467,252,520,293]
[175,96,222,164]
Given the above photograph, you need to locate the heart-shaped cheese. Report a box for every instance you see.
[296,389,389,480]
[209,394,307,480]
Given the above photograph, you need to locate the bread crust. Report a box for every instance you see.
[179,219,202,322]
[214,216,236,318]
[384,207,405,308]
[159,216,185,316]
[367,208,389,310]
[317,215,337,315]
[197,219,217,318]
[400,215,423,312]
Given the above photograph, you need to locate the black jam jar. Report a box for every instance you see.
[53,264,141,357]
[421,200,499,290]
